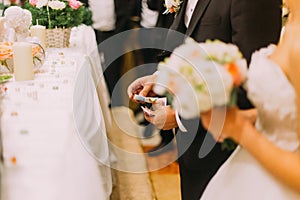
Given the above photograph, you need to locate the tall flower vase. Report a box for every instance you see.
[46,28,71,48]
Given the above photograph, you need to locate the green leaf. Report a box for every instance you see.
[0,75,12,82]
[221,138,237,151]
[163,91,174,105]
[228,87,238,107]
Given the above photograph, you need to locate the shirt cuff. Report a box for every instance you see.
[175,110,187,132]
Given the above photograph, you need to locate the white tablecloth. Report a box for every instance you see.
[0,26,112,200]
[70,25,112,132]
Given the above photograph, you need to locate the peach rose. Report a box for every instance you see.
[225,62,243,86]
[0,42,13,61]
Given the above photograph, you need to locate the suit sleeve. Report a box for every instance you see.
[231,0,282,109]
[231,0,282,63]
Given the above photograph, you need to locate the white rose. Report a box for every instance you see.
[48,0,66,10]
[197,91,212,112]
[210,66,233,106]
[166,54,191,72]
[235,58,248,80]
[200,63,232,106]
[173,87,199,119]
[36,0,48,8]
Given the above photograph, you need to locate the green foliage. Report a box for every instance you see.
[23,0,93,28]
[221,138,237,151]
[0,3,4,16]
[82,6,93,26]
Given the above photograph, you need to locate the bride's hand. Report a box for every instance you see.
[200,107,251,143]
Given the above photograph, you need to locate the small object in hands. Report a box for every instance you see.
[154,97,167,106]
[152,97,167,110]
[134,94,158,104]
[141,106,155,117]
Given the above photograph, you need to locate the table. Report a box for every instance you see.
[0,25,112,200]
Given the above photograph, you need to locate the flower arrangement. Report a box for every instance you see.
[23,0,93,29]
[153,39,247,150]
[0,41,45,72]
[163,0,182,15]
[0,42,13,70]
[154,39,247,118]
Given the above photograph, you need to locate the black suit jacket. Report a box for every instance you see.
[169,0,282,63]
[164,0,282,199]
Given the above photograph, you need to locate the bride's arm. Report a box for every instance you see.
[239,109,257,124]
[286,25,300,145]
[275,25,300,193]
[201,108,300,193]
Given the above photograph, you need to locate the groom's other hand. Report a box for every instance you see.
[143,105,178,130]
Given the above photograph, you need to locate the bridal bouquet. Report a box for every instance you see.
[154,39,247,119]
[154,39,247,150]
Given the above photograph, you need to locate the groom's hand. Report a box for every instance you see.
[127,74,157,103]
[143,105,178,130]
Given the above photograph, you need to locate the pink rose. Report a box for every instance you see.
[67,0,82,10]
[29,0,38,6]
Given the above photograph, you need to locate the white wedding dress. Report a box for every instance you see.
[200,45,300,200]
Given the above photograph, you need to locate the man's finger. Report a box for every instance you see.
[140,86,151,97]
[141,106,155,117]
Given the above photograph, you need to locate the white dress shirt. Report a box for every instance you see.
[89,0,116,31]
[140,0,159,28]
[185,0,199,27]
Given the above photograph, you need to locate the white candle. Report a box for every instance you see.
[12,42,34,81]
[30,25,46,50]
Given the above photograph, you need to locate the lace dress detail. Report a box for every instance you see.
[200,45,300,200]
